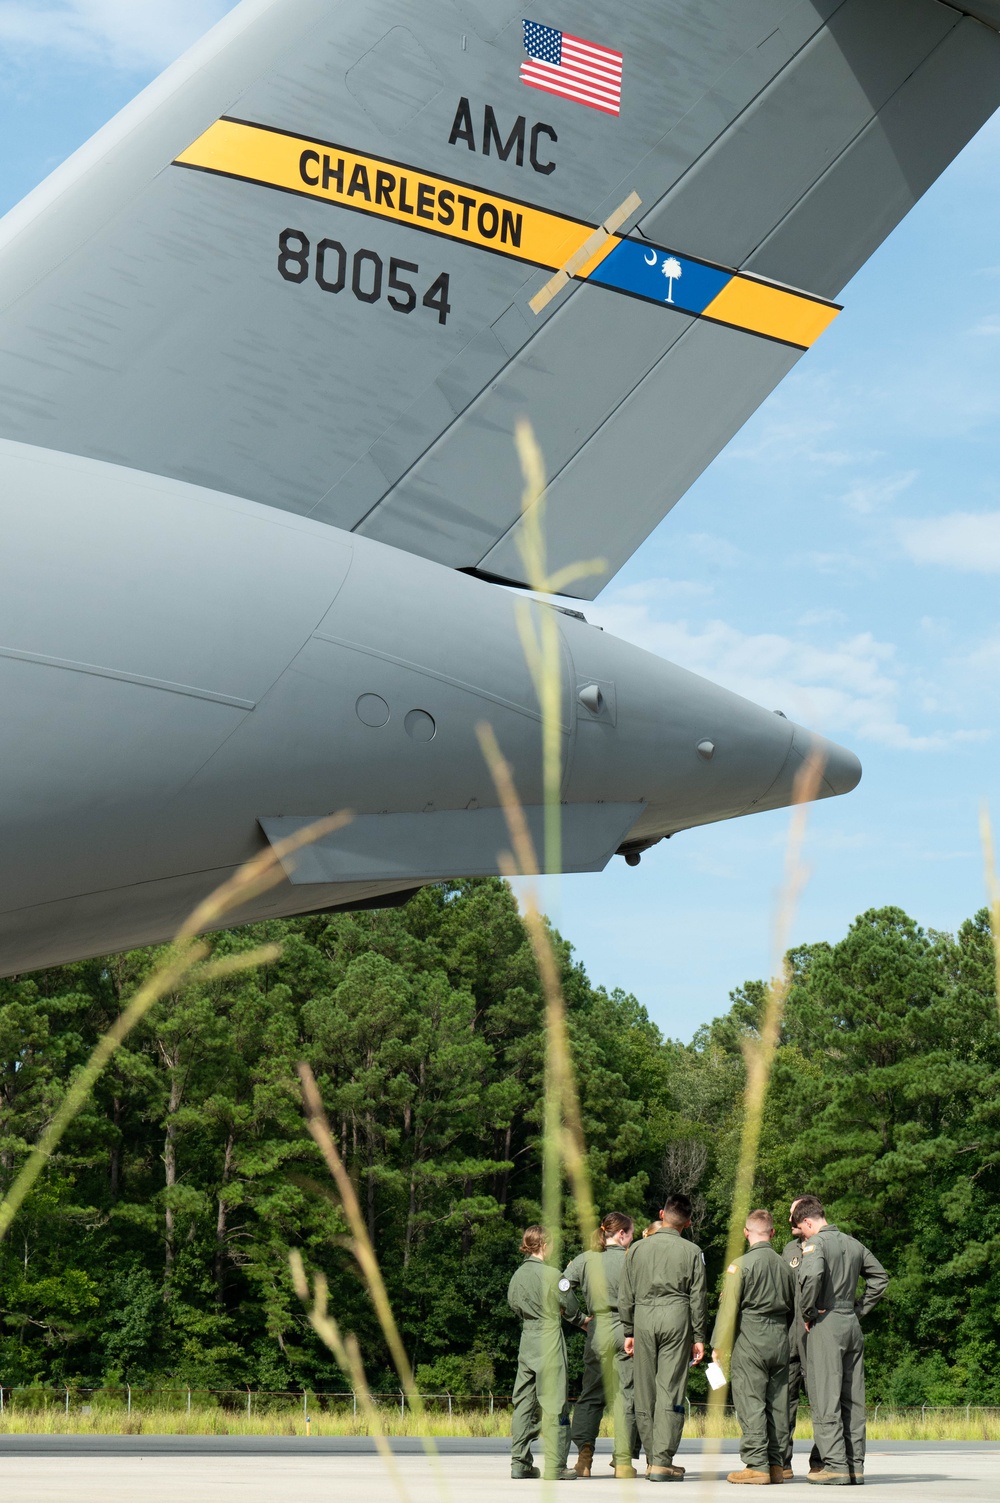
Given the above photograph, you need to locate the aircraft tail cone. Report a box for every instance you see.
[819,740,863,798]
[751,722,861,816]
[789,724,862,801]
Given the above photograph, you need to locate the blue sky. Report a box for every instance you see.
[3,3,1000,1040]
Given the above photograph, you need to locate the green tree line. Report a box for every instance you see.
[0,882,997,1404]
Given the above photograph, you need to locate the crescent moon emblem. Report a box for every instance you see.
[644,249,657,266]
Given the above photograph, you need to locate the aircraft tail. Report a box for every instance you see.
[0,1,997,593]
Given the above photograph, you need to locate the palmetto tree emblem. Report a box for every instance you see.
[661,255,682,303]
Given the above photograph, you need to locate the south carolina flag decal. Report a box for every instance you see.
[521,20,623,116]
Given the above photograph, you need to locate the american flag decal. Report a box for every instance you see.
[521,20,623,116]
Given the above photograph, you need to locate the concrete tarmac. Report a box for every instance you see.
[0,1439,995,1502]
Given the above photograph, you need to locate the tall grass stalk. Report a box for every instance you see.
[504,418,605,1264]
[288,1249,409,1501]
[511,417,602,880]
[706,754,827,1449]
[476,721,622,1469]
[475,725,600,1243]
[292,1064,449,1499]
[0,813,350,1245]
[482,422,626,1476]
[281,422,605,1501]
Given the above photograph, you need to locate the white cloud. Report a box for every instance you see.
[918,616,952,637]
[610,577,713,604]
[796,549,874,578]
[841,469,918,515]
[729,300,1000,469]
[0,1,234,69]
[900,511,1000,572]
[589,589,979,751]
[961,636,1000,688]
[723,369,882,471]
[683,533,746,568]
[796,608,849,628]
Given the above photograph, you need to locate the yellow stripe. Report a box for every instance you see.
[176,118,592,271]
[702,276,839,349]
[175,118,839,350]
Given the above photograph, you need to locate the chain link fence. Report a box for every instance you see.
[0,1387,514,1418]
[1,1388,999,1425]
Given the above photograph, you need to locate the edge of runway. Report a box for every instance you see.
[0,1437,995,1456]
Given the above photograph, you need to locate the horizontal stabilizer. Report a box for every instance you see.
[259,804,645,884]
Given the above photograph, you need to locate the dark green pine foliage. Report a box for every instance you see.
[0,881,669,1394]
[0,890,997,1403]
[680,907,1000,1405]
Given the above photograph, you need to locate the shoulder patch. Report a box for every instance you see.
[802,1244,815,1253]
[558,1277,571,1291]
[727,1263,738,1274]
[790,1256,801,1268]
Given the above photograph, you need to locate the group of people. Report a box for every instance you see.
[507,1193,888,1485]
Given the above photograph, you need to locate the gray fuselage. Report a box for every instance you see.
[0,438,857,973]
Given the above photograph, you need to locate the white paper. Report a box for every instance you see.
[706,1360,727,1391]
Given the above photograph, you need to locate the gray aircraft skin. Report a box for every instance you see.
[2,0,998,975]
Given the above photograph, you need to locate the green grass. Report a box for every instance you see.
[686,1409,1000,1443]
[0,1406,507,1438]
[0,1405,996,1441]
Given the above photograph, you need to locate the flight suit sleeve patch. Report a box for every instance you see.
[558,1277,571,1291]
[727,1263,737,1274]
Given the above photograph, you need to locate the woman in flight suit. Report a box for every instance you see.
[562,1212,639,1479]
[508,1225,589,1481]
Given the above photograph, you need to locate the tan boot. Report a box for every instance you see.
[770,1468,785,1484]
[807,1471,851,1486]
[782,1470,794,1482]
[726,1470,771,1485]
[648,1466,685,1482]
[615,1466,639,1479]
[575,1444,595,1478]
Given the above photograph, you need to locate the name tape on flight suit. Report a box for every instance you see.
[174,117,840,351]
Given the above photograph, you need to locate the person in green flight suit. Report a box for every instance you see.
[619,1193,707,1482]
[710,1209,795,1485]
[790,1196,889,1487]
[562,1212,639,1479]
[508,1224,590,1481]
[782,1197,821,1479]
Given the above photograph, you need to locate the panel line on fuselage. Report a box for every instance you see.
[311,630,571,732]
[0,644,256,711]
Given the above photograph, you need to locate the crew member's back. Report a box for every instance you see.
[619,1194,707,1481]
